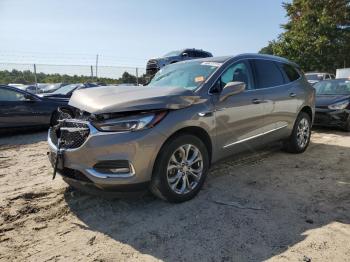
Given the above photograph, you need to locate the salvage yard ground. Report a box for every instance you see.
[0,129,349,262]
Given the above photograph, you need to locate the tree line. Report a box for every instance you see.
[0,69,149,85]
[259,0,350,73]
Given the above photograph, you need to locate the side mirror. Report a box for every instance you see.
[182,52,188,57]
[24,94,35,102]
[219,81,246,101]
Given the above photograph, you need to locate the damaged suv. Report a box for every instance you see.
[48,54,315,202]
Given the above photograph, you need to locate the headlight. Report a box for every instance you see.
[93,111,167,132]
[328,100,349,110]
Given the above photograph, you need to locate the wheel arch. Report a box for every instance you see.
[299,105,313,122]
[152,126,213,175]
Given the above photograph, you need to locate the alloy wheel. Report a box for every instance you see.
[166,144,203,195]
[296,118,310,148]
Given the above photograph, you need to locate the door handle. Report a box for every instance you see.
[289,92,297,97]
[252,98,262,104]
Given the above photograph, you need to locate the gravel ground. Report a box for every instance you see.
[0,129,349,262]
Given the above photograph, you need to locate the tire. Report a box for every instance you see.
[283,112,311,154]
[150,134,209,203]
[344,116,350,132]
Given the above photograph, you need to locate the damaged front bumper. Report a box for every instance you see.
[314,108,350,128]
[48,119,167,193]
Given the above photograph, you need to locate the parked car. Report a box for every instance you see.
[146,48,213,77]
[313,79,350,131]
[305,72,335,85]
[38,83,99,99]
[39,83,67,93]
[336,68,350,79]
[48,54,315,202]
[0,85,70,131]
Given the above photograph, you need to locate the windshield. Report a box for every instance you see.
[163,50,182,57]
[52,84,82,95]
[305,73,324,81]
[314,80,350,95]
[148,61,221,90]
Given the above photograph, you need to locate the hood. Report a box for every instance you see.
[316,94,350,107]
[68,85,204,114]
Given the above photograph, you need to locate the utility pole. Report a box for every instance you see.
[95,54,99,80]
[33,64,38,93]
[90,65,94,79]
[136,67,139,86]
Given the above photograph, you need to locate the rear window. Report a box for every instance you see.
[253,59,285,88]
[281,63,300,82]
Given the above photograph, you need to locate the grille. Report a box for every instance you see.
[50,120,90,149]
[60,168,92,183]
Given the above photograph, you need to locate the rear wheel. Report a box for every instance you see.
[150,134,209,203]
[283,112,311,153]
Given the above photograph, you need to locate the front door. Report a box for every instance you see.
[211,61,267,157]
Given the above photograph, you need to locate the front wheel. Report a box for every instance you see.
[150,134,209,203]
[283,112,311,153]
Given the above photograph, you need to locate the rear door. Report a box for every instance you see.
[251,59,300,138]
[212,60,267,156]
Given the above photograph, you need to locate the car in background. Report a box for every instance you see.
[0,85,70,131]
[39,83,67,93]
[336,68,350,79]
[313,79,350,131]
[48,54,314,202]
[146,48,213,77]
[305,72,335,85]
[38,83,98,99]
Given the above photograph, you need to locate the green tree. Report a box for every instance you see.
[259,0,350,72]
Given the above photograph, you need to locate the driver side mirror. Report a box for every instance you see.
[182,52,188,57]
[219,81,246,102]
[24,94,35,102]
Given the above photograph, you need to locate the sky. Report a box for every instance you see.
[0,0,287,68]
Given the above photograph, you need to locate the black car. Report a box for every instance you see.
[0,85,70,131]
[146,48,213,77]
[38,83,99,99]
[314,79,350,131]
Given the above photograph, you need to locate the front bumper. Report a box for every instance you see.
[48,122,167,191]
[314,108,350,128]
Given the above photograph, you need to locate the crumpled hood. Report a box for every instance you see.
[69,85,203,114]
[316,94,350,107]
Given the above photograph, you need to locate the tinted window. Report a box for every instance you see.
[212,61,252,93]
[197,51,208,58]
[185,50,195,57]
[253,60,285,88]
[281,63,300,82]
[0,88,27,101]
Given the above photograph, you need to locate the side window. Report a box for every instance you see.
[281,63,300,82]
[253,59,285,88]
[0,88,27,101]
[211,61,252,93]
[197,51,207,58]
[185,50,195,58]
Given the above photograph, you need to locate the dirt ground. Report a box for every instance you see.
[0,129,349,262]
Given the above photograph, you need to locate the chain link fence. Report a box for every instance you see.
[0,63,147,88]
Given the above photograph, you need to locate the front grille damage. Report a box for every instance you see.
[50,118,90,150]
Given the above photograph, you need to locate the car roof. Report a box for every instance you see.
[180,53,297,66]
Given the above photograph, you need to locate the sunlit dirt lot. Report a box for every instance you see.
[0,129,349,262]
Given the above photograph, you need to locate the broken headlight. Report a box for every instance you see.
[93,111,167,132]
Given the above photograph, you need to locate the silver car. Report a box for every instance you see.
[48,54,315,202]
